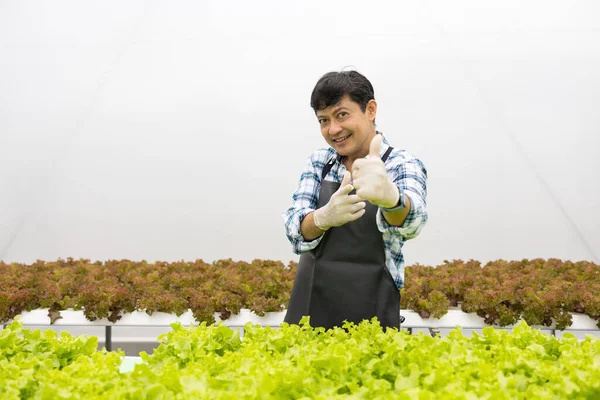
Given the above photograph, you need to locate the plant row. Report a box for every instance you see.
[2,319,600,399]
[0,258,297,324]
[1,257,599,329]
[401,258,600,329]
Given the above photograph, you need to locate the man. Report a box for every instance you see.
[282,70,428,331]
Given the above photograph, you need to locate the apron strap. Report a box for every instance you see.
[321,146,394,180]
[382,146,394,162]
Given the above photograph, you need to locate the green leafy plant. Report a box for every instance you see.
[2,318,600,398]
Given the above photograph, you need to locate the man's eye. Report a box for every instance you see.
[338,112,348,118]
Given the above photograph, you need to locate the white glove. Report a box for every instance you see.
[313,171,366,231]
[351,134,400,209]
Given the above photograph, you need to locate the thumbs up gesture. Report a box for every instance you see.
[351,134,400,209]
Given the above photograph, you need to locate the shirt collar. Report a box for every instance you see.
[330,131,390,164]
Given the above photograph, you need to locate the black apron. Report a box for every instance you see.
[284,146,400,331]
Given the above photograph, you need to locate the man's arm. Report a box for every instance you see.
[376,156,428,240]
[381,193,412,226]
[282,152,328,254]
[351,135,427,238]
[300,211,326,241]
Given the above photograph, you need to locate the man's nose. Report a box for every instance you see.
[329,120,343,135]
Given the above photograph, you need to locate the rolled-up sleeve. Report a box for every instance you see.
[376,156,428,240]
[282,154,326,254]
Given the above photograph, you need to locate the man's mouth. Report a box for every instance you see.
[333,134,351,143]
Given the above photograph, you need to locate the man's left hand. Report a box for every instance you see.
[351,134,400,209]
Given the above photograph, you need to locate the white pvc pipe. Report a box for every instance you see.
[8,308,599,331]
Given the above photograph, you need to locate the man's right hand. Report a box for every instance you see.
[313,171,367,231]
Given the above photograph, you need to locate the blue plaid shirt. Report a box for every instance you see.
[282,133,428,289]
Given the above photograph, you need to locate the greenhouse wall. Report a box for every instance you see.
[1,0,598,269]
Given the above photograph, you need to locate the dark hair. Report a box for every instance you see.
[310,70,375,114]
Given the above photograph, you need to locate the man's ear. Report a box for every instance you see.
[366,99,377,122]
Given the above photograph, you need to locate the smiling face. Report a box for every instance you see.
[316,94,378,163]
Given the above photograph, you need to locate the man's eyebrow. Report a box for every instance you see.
[317,106,349,118]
